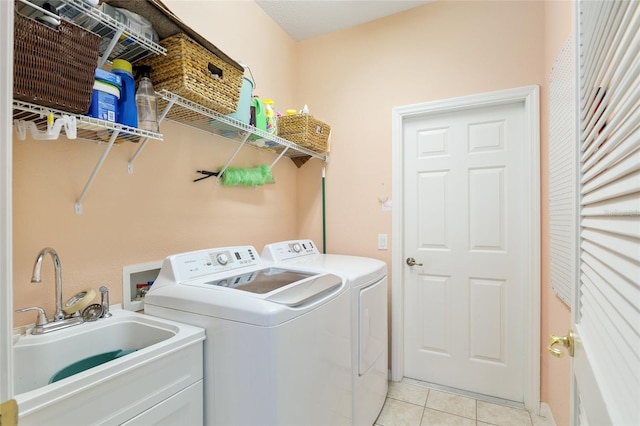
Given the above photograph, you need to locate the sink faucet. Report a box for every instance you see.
[31,247,65,321]
[17,247,87,334]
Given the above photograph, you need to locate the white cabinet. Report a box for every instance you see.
[122,381,203,426]
[15,310,205,426]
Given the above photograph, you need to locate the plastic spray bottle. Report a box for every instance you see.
[262,98,277,135]
[134,65,158,132]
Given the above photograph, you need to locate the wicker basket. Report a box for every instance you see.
[140,33,243,115]
[13,12,100,114]
[277,114,331,153]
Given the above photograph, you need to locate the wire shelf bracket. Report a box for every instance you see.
[75,129,120,215]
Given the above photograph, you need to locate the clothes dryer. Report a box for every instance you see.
[262,240,388,426]
[144,245,352,426]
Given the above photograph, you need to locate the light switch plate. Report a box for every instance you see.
[378,234,388,250]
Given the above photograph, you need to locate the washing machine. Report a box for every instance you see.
[262,240,388,426]
[144,245,352,426]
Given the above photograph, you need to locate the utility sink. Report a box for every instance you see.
[13,306,205,425]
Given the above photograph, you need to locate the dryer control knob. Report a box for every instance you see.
[291,243,302,253]
[216,253,229,265]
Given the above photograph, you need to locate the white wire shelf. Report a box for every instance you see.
[12,100,163,144]
[156,90,330,162]
[12,0,326,212]
[12,100,163,215]
[16,0,166,66]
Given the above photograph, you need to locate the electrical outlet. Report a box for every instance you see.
[378,234,388,250]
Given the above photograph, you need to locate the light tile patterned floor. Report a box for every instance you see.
[375,382,554,426]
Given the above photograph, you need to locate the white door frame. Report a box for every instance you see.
[390,85,541,412]
[1,0,14,405]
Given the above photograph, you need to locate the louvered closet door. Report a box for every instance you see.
[573,1,640,424]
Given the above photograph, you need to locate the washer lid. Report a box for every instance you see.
[145,270,346,325]
[195,267,342,307]
[145,245,348,325]
[202,267,315,294]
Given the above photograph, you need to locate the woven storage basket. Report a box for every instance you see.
[13,12,100,114]
[277,114,331,153]
[140,33,243,115]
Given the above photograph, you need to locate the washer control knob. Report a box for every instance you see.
[291,243,302,253]
[216,253,229,265]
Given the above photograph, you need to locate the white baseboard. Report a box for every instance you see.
[537,402,557,426]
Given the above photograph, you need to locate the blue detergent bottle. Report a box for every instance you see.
[111,59,138,128]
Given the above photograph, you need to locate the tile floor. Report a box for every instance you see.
[375,381,554,426]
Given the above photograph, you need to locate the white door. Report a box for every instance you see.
[401,92,536,403]
[565,1,640,425]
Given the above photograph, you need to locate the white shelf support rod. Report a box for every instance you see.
[128,137,151,174]
[16,0,57,19]
[128,96,175,173]
[98,27,124,68]
[75,129,120,215]
[216,132,251,185]
[270,146,289,169]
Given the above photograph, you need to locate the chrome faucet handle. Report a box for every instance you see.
[16,307,48,326]
[99,286,112,318]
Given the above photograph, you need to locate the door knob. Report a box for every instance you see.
[406,257,423,266]
[548,330,575,358]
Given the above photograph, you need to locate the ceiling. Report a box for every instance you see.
[255,0,434,41]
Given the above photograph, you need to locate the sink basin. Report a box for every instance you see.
[13,306,205,425]
[14,310,178,394]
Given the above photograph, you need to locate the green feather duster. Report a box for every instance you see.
[221,164,274,186]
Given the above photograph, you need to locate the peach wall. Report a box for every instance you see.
[541,2,573,425]
[296,0,546,262]
[295,0,569,422]
[12,0,302,325]
[12,0,572,423]
[163,0,299,110]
